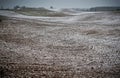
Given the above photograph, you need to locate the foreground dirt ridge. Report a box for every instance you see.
[0,63,120,78]
[0,12,120,78]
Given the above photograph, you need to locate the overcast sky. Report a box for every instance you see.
[0,0,120,9]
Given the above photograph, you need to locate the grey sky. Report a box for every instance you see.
[0,0,120,9]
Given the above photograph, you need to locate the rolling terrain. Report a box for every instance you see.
[0,10,120,78]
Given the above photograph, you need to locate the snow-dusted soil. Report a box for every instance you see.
[0,10,120,78]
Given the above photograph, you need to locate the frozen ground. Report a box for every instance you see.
[0,10,120,78]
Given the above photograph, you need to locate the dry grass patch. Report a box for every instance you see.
[107,29,120,36]
[46,44,90,52]
[82,30,100,35]
[0,34,34,45]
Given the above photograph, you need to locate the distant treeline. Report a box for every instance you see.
[0,5,120,11]
[89,7,120,11]
[0,5,52,10]
[74,7,120,11]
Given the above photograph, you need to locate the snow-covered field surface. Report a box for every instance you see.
[0,10,120,78]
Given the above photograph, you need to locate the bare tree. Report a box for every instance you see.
[14,5,20,10]
[50,6,53,9]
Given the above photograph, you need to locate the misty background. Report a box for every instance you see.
[0,0,120,9]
